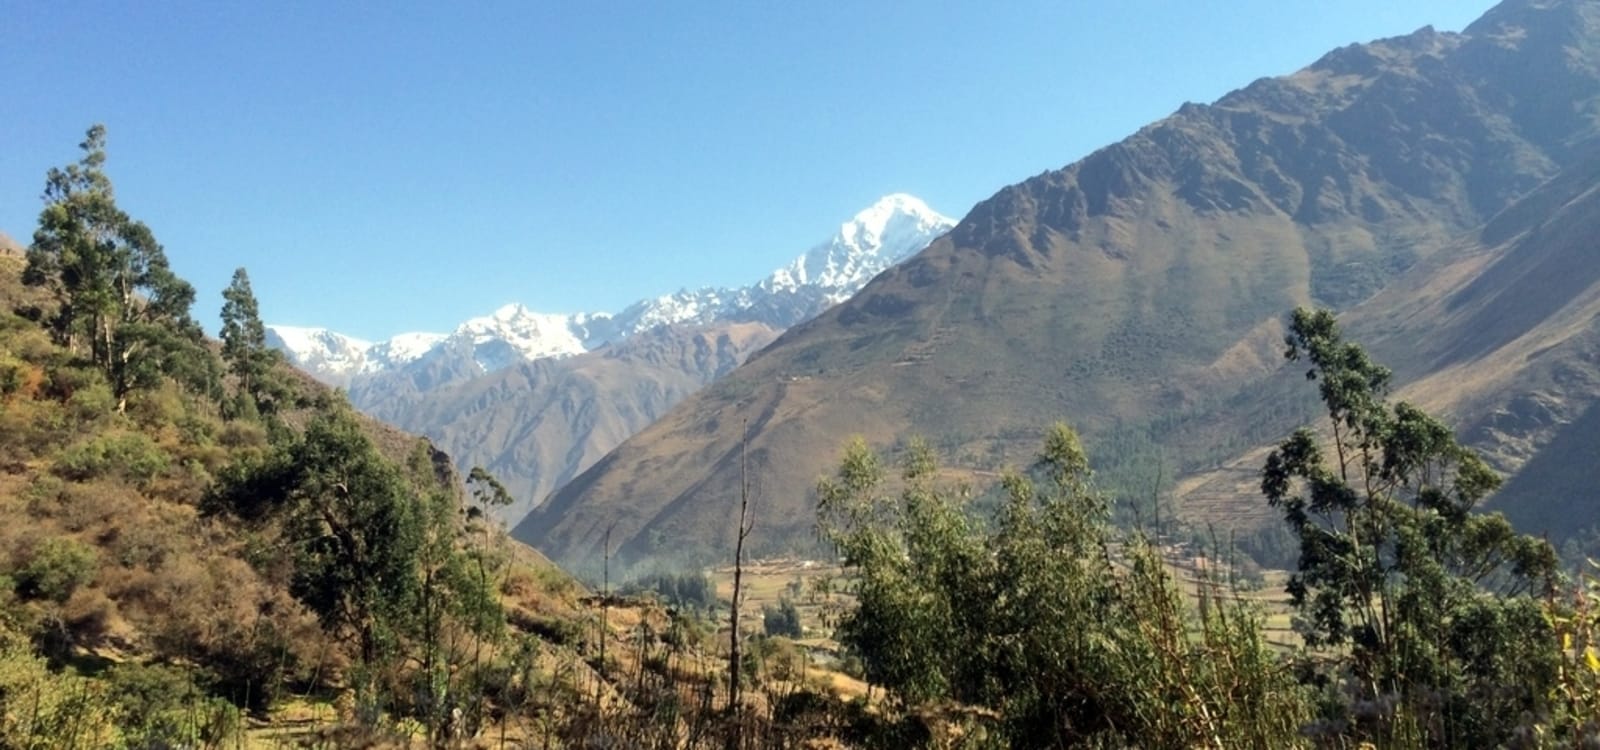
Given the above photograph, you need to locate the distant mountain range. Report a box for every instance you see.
[519,0,1600,569]
[267,194,955,519]
[268,194,952,383]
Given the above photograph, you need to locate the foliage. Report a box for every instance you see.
[624,571,718,612]
[103,662,241,748]
[818,430,1307,748]
[0,625,115,748]
[12,538,98,604]
[762,598,803,639]
[218,266,287,418]
[1545,563,1600,746]
[22,125,213,410]
[279,407,427,663]
[51,431,170,486]
[207,404,510,738]
[1263,307,1562,747]
[0,126,550,746]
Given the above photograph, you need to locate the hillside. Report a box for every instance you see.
[0,138,815,747]
[1171,140,1600,542]
[353,321,782,520]
[522,0,1600,566]
[0,238,603,741]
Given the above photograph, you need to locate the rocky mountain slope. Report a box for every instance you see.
[269,195,955,517]
[521,0,1600,567]
[1173,140,1600,541]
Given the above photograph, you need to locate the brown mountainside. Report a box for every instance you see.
[352,321,780,521]
[520,0,1600,567]
[1172,140,1600,532]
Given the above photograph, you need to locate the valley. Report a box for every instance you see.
[5,0,1600,747]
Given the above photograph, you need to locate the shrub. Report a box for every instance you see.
[763,598,803,638]
[177,412,216,446]
[216,419,268,449]
[23,474,66,516]
[61,588,115,645]
[0,353,25,397]
[127,383,189,434]
[0,398,71,461]
[56,480,138,534]
[7,327,57,365]
[53,432,170,486]
[14,537,98,603]
[0,627,116,747]
[106,662,242,747]
[61,375,117,421]
[818,430,1308,748]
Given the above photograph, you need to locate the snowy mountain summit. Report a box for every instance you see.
[267,194,955,382]
[763,193,952,300]
[263,326,447,380]
[607,193,953,335]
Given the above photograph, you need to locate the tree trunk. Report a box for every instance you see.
[727,420,751,749]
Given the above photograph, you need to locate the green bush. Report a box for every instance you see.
[0,626,116,747]
[818,431,1308,747]
[7,327,57,365]
[15,537,98,603]
[57,371,116,420]
[0,353,26,397]
[53,432,170,486]
[177,412,216,446]
[106,662,241,748]
[763,598,803,638]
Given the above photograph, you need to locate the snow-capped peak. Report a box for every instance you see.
[265,324,448,380]
[762,194,955,300]
[369,332,448,365]
[266,324,372,356]
[448,303,617,371]
[837,193,949,253]
[269,194,955,382]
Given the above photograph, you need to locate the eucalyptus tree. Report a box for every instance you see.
[24,125,208,409]
[1263,307,1560,747]
[219,266,284,416]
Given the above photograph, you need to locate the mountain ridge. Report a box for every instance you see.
[267,194,955,519]
[268,193,954,383]
[520,0,1600,568]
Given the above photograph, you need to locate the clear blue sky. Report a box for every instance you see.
[2,1,1491,340]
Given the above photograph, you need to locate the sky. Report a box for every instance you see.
[2,1,1492,341]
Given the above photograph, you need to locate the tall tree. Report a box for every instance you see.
[209,404,500,738]
[1262,307,1560,747]
[24,125,206,410]
[282,408,426,667]
[219,266,281,415]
